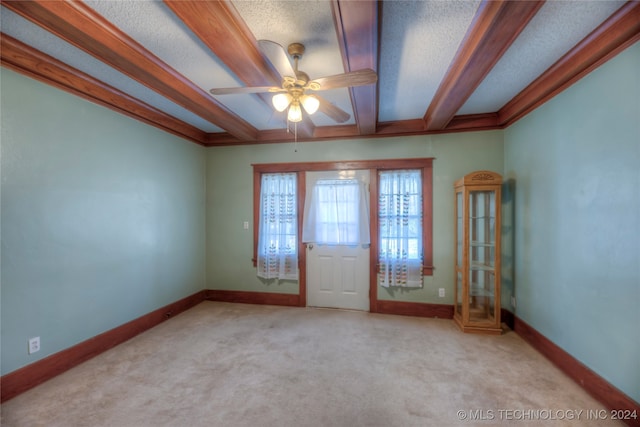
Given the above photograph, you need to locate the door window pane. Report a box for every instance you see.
[303,178,370,245]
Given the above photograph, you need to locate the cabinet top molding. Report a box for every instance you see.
[455,170,502,187]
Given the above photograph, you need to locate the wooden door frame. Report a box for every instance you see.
[253,158,434,312]
[305,169,371,311]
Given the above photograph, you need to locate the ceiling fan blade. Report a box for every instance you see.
[316,95,350,123]
[209,86,283,95]
[309,69,377,91]
[258,40,296,79]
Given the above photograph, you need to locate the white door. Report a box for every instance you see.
[304,170,370,311]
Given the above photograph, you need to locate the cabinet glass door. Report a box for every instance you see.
[455,191,463,317]
[468,190,496,322]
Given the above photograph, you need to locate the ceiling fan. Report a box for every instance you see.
[209,41,377,124]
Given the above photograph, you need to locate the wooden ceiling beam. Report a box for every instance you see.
[331,0,379,135]
[206,114,506,146]
[375,120,431,137]
[164,0,280,87]
[3,0,258,141]
[444,113,500,132]
[424,0,544,131]
[5,0,633,146]
[164,0,315,139]
[499,1,640,127]
[1,34,207,145]
[205,124,361,147]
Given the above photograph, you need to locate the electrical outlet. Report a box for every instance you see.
[438,288,445,298]
[243,221,249,230]
[28,337,40,354]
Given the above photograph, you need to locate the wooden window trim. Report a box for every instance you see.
[375,167,434,274]
[252,158,434,309]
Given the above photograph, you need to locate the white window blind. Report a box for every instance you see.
[378,169,423,287]
[257,173,298,280]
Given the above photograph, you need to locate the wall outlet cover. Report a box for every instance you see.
[28,336,40,354]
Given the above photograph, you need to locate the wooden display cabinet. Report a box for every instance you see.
[453,171,502,334]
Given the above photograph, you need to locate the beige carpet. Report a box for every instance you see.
[1,301,623,426]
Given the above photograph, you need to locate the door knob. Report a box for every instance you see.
[308,244,314,250]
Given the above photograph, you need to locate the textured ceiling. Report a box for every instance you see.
[232,0,353,128]
[1,4,223,132]
[1,0,636,146]
[379,0,481,121]
[460,0,628,114]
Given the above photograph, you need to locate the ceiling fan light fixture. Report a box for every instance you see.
[210,42,370,126]
[272,93,292,112]
[287,101,303,122]
[301,94,320,115]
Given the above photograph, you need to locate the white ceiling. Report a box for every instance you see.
[0,0,631,144]
[379,0,481,121]
[460,0,627,115]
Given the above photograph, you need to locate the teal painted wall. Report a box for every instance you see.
[504,42,640,401]
[206,132,504,303]
[1,69,206,375]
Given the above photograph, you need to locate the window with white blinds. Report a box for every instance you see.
[256,172,298,280]
[378,169,423,287]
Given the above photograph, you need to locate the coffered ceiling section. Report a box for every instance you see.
[1,1,638,146]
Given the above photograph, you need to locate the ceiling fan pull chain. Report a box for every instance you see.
[294,121,298,153]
